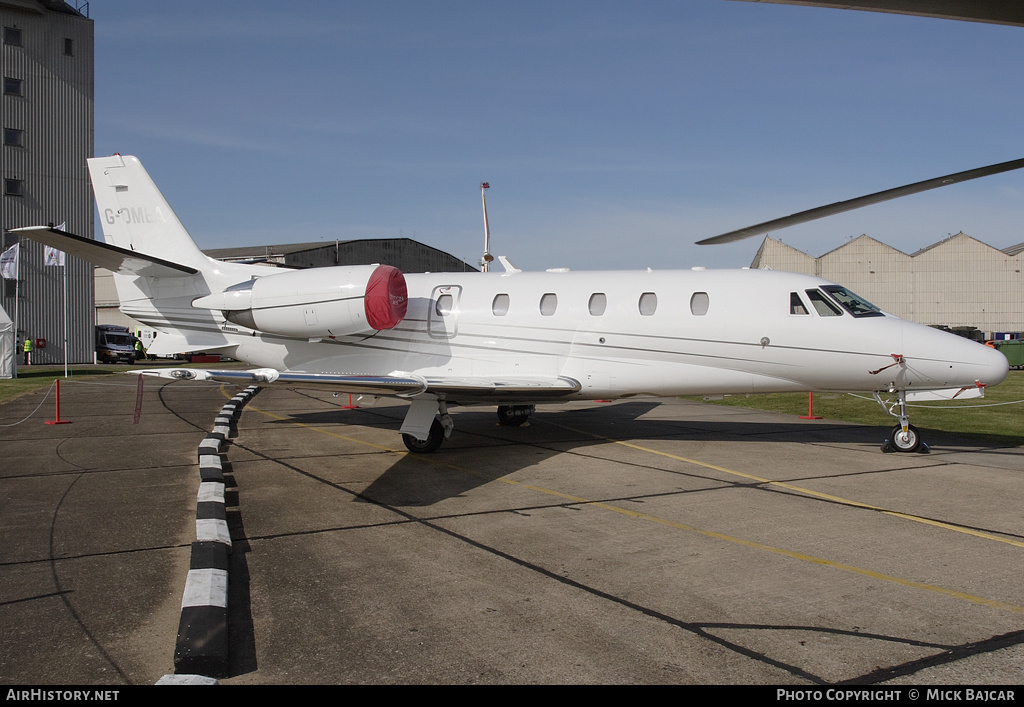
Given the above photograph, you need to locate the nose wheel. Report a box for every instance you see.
[884,423,927,453]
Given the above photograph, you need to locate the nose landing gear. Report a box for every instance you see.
[874,391,930,454]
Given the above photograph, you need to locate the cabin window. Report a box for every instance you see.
[805,289,842,317]
[588,293,606,316]
[690,292,709,316]
[790,292,809,315]
[638,292,657,316]
[821,285,884,318]
[435,293,454,316]
[539,293,557,316]
[492,293,509,316]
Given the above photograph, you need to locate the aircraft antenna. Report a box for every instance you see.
[480,182,493,272]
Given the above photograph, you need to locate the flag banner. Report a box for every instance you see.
[44,246,65,267]
[0,243,17,280]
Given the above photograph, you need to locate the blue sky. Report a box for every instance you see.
[92,0,1024,272]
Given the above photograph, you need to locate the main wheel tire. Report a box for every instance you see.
[890,424,921,453]
[497,405,533,427]
[402,418,445,453]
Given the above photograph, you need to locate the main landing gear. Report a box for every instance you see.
[400,403,537,454]
[497,404,535,427]
[401,399,454,454]
[874,390,930,454]
[402,418,448,453]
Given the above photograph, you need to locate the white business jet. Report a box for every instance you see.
[14,155,1015,453]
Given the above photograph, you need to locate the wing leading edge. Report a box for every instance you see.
[133,368,582,401]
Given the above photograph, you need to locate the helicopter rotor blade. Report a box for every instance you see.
[697,157,1024,246]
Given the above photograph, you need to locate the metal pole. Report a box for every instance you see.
[12,242,19,379]
[63,261,68,378]
[480,182,493,272]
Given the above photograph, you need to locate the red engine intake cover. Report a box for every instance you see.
[364,264,408,330]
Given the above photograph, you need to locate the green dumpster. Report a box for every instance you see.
[992,340,1024,369]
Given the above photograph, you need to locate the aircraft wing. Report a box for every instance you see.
[11,226,198,278]
[133,368,429,396]
[132,368,581,400]
[421,375,582,399]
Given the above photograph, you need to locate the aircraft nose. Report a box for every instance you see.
[903,323,1009,389]
[964,340,1010,388]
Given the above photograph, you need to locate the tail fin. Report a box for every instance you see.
[89,155,211,271]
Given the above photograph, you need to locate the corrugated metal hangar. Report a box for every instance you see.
[203,238,476,274]
[752,233,1024,338]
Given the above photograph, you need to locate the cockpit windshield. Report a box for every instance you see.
[820,285,884,318]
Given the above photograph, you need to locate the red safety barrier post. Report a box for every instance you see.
[799,391,822,420]
[45,379,72,425]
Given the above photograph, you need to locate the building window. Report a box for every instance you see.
[689,292,709,316]
[3,128,23,147]
[63,38,73,56]
[539,293,557,316]
[588,293,607,316]
[3,27,22,47]
[638,292,657,316]
[4,178,24,197]
[3,77,23,96]
[491,293,509,316]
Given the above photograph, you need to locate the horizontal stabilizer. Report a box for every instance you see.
[11,226,198,278]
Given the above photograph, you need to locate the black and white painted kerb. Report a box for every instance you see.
[170,385,260,680]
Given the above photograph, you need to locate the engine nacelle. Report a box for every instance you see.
[192,264,407,338]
